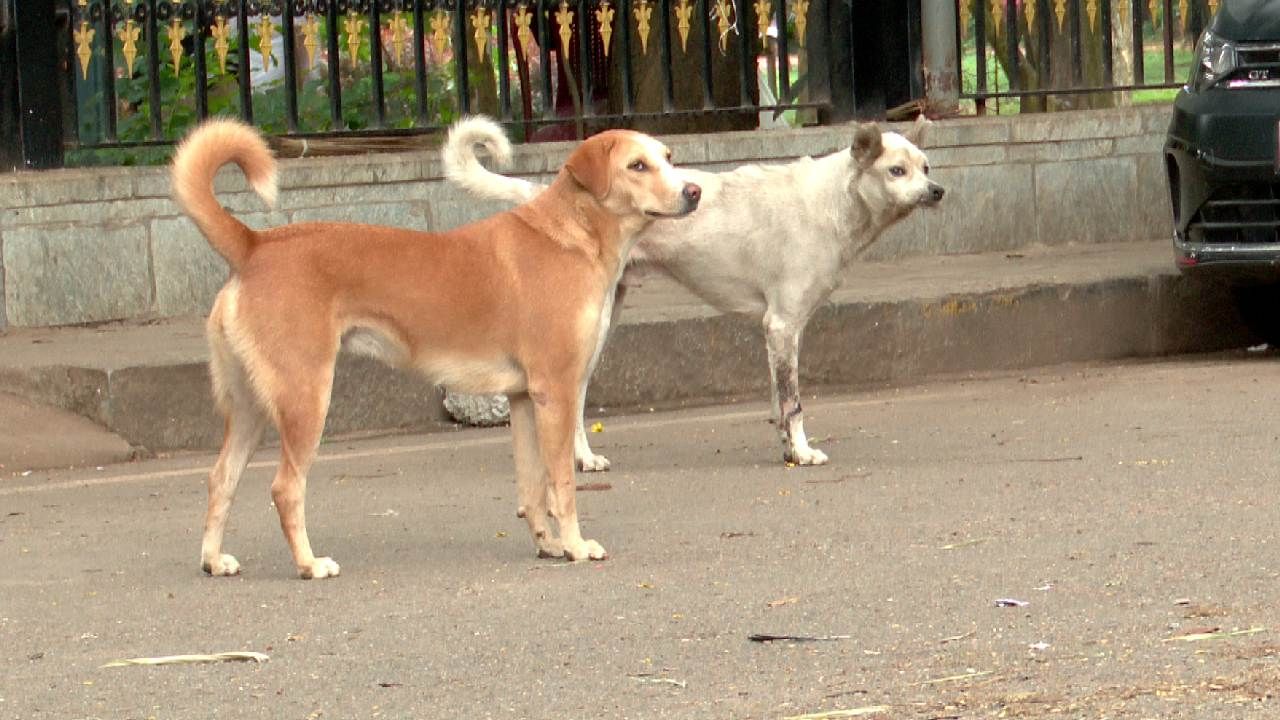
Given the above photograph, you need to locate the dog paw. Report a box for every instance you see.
[202,553,241,577]
[576,452,611,472]
[564,539,607,562]
[299,557,341,580]
[535,536,565,559]
[785,446,829,466]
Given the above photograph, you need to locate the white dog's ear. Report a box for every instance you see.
[851,123,883,168]
[902,114,932,146]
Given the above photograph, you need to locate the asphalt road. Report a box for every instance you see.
[4,354,1280,719]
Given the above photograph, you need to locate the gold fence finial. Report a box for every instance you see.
[794,0,808,47]
[74,21,95,79]
[713,0,731,52]
[429,10,450,57]
[303,14,319,65]
[634,0,653,54]
[674,0,693,51]
[117,18,140,76]
[752,0,770,43]
[256,15,274,70]
[344,12,364,67]
[167,17,187,72]
[555,1,573,59]
[515,4,536,57]
[596,0,615,57]
[388,10,409,65]
[471,7,491,63]
[212,16,231,73]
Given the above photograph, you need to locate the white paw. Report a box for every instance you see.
[785,446,829,466]
[564,539,607,562]
[299,557,341,580]
[576,452,611,472]
[203,553,241,577]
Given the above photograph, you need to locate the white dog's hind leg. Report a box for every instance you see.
[764,313,828,466]
[575,282,628,472]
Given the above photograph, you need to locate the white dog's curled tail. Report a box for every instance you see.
[442,116,543,203]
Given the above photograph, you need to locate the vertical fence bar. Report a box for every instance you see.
[146,0,163,138]
[100,0,119,140]
[454,0,470,113]
[773,0,788,100]
[657,0,672,110]
[235,0,252,121]
[497,0,512,119]
[537,0,552,118]
[281,0,299,131]
[325,0,342,126]
[1100,0,1113,86]
[10,0,64,166]
[370,0,386,125]
[1161,0,1173,82]
[412,0,427,123]
[576,0,591,119]
[697,0,711,108]
[1068,0,1081,85]
[619,0,633,113]
[973,0,986,113]
[738,0,753,106]
[1033,0,1049,91]
[1003,0,1017,91]
[1131,0,1143,85]
[193,0,208,119]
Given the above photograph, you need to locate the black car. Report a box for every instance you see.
[1166,0,1280,272]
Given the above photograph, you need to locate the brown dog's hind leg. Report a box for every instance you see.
[531,384,606,562]
[201,300,269,577]
[201,351,268,576]
[510,392,564,558]
[268,352,341,580]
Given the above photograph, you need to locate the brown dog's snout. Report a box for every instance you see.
[683,183,702,208]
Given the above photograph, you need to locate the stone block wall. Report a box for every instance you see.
[0,105,1174,329]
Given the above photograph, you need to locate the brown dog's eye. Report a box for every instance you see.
[889,166,907,177]
[629,160,648,172]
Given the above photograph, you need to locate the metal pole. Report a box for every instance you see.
[920,0,958,115]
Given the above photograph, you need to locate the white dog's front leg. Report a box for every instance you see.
[574,282,629,472]
[764,313,828,466]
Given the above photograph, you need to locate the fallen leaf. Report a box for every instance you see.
[590,422,604,433]
[101,651,269,668]
[918,669,994,685]
[575,482,612,492]
[1163,627,1266,643]
[783,707,891,720]
[767,597,799,608]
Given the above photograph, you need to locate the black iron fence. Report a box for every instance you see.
[958,0,1215,112]
[0,0,928,168]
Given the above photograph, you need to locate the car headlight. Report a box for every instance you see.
[1190,30,1236,91]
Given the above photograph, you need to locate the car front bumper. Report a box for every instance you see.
[1166,86,1280,270]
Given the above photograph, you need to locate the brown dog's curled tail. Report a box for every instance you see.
[171,118,278,270]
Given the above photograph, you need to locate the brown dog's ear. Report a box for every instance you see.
[850,123,883,168]
[902,114,931,146]
[565,134,616,200]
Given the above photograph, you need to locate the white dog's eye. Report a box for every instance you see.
[889,166,907,177]
[923,164,931,175]
[629,160,648,172]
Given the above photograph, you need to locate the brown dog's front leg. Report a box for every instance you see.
[532,386,607,562]
[510,392,565,558]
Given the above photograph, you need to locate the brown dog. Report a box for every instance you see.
[172,119,700,579]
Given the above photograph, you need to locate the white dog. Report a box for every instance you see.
[443,117,944,470]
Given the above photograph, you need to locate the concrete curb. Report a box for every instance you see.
[0,241,1260,454]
